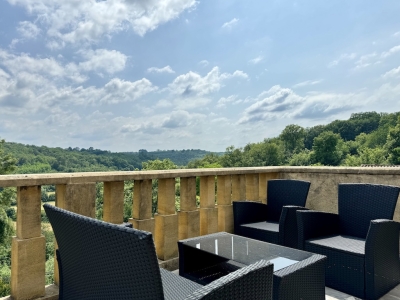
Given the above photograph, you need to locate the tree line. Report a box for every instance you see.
[187,111,400,168]
[1,110,400,295]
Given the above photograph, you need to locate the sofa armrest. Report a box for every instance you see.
[365,219,400,299]
[233,201,268,234]
[184,260,273,300]
[279,205,309,248]
[296,210,339,250]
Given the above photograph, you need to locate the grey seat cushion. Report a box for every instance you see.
[307,235,365,256]
[241,221,279,232]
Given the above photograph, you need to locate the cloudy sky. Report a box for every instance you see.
[0,1,400,152]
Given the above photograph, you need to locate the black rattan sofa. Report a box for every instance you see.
[297,183,400,300]
[233,179,311,248]
[44,204,274,300]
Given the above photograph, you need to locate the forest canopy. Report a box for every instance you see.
[1,111,400,175]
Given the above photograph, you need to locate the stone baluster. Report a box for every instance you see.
[154,178,178,260]
[246,174,259,202]
[11,186,45,300]
[103,181,124,224]
[178,177,199,239]
[54,183,96,286]
[199,176,218,235]
[259,173,279,204]
[217,175,233,233]
[231,174,246,201]
[129,179,154,234]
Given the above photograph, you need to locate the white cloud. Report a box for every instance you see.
[292,80,323,88]
[17,21,40,39]
[238,86,302,124]
[238,85,359,124]
[168,67,248,97]
[217,95,238,108]
[382,66,400,79]
[381,45,400,58]
[79,49,128,75]
[393,32,400,37]
[100,78,157,104]
[0,49,156,110]
[155,99,173,108]
[221,18,239,30]
[161,110,192,128]
[354,52,377,70]
[198,60,209,67]
[9,0,198,48]
[119,110,205,135]
[173,96,211,110]
[249,56,264,64]
[147,65,175,74]
[328,53,357,67]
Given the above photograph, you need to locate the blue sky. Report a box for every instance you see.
[0,0,400,152]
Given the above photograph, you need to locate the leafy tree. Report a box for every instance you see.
[220,146,246,167]
[0,138,17,293]
[142,159,177,170]
[289,150,312,166]
[311,131,347,166]
[325,112,381,141]
[242,142,279,166]
[187,153,222,168]
[0,139,16,175]
[343,148,387,166]
[279,124,306,156]
[304,125,326,149]
[386,116,400,164]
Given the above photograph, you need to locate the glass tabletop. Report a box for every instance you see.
[182,232,313,272]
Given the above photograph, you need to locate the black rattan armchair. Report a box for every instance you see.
[233,179,311,248]
[297,183,400,300]
[44,204,274,300]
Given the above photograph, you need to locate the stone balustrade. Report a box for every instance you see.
[1,166,400,300]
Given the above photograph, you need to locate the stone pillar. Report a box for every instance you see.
[246,174,259,202]
[11,186,46,300]
[231,174,246,201]
[217,175,233,233]
[178,177,200,239]
[129,179,154,234]
[54,183,96,285]
[155,178,178,260]
[200,176,218,235]
[259,173,279,204]
[56,183,96,217]
[103,181,124,224]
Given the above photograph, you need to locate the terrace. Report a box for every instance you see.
[1,166,400,300]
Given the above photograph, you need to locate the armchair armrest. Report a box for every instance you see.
[233,201,268,234]
[120,222,133,228]
[279,205,309,248]
[184,260,273,300]
[296,210,339,250]
[365,219,400,299]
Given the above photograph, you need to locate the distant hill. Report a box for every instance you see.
[3,142,215,174]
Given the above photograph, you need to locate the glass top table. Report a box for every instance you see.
[178,232,326,300]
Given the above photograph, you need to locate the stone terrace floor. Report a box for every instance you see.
[326,284,400,299]
[171,270,400,299]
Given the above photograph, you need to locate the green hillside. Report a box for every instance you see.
[2,143,213,174]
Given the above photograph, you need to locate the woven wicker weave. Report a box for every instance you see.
[297,183,400,300]
[44,204,273,300]
[233,179,310,248]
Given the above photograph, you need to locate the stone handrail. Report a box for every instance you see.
[2,166,400,299]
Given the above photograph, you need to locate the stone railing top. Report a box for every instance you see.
[1,166,400,187]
